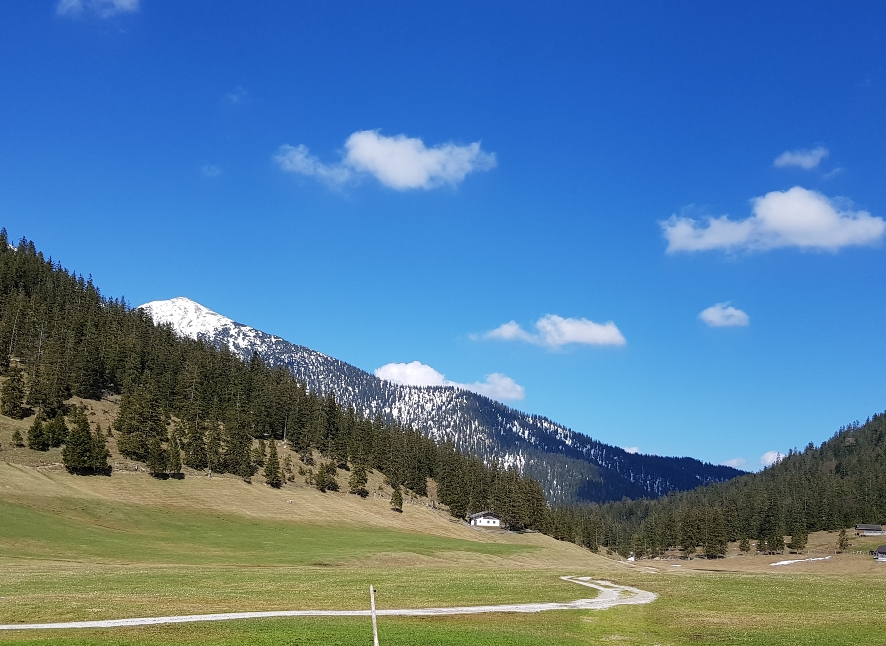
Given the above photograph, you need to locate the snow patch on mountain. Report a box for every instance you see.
[139,297,234,339]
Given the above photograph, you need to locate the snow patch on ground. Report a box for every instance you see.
[770,556,831,567]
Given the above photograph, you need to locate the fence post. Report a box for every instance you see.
[370,585,379,646]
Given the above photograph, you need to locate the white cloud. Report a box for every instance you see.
[275,130,496,190]
[623,447,640,454]
[723,457,748,469]
[375,361,446,387]
[774,146,829,170]
[374,361,524,401]
[460,373,525,401]
[699,302,749,327]
[274,145,352,185]
[760,451,785,468]
[201,165,222,178]
[661,187,885,253]
[57,0,139,17]
[481,314,626,349]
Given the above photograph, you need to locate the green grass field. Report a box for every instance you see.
[2,453,886,645]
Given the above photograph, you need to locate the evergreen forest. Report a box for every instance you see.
[546,415,886,557]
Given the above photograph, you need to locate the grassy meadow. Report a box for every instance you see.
[3,413,886,645]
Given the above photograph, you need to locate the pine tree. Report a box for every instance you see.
[46,413,69,447]
[316,462,338,492]
[390,486,403,512]
[11,428,24,447]
[114,385,166,462]
[167,432,182,476]
[837,528,849,552]
[264,441,282,488]
[62,409,96,473]
[1,367,26,419]
[348,463,369,497]
[90,423,111,473]
[739,536,751,553]
[183,418,207,470]
[27,418,49,451]
[205,420,223,474]
[679,508,700,557]
[787,530,807,553]
[252,439,267,468]
[147,436,168,477]
[282,453,294,482]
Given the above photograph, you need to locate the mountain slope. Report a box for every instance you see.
[140,297,743,503]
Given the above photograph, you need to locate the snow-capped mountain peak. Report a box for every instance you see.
[139,297,234,339]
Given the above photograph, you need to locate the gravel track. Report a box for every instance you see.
[0,577,657,631]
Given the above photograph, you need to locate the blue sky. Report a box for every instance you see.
[3,1,885,470]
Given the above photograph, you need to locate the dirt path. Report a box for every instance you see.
[0,577,656,630]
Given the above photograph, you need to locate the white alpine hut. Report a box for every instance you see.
[469,511,501,528]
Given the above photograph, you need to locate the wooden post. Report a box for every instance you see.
[370,585,379,646]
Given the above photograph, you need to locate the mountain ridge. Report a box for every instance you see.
[140,297,744,503]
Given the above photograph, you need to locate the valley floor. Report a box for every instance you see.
[1,450,886,644]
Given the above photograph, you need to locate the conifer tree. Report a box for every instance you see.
[183,418,207,470]
[282,453,294,482]
[205,420,223,474]
[115,385,166,462]
[1,367,26,419]
[316,462,338,492]
[90,423,111,473]
[27,417,49,451]
[390,486,403,512]
[62,409,96,473]
[348,463,369,497]
[167,432,182,476]
[11,428,24,447]
[46,413,69,447]
[147,436,168,476]
[264,441,282,488]
[252,439,266,468]
[739,536,751,553]
[787,530,807,553]
[837,528,849,552]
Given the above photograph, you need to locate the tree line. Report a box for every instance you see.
[0,232,546,530]
[544,414,886,557]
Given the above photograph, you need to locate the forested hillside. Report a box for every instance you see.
[0,233,546,530]
[547,414,886,558]
[141,297,743,504]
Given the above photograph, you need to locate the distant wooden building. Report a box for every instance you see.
[855,524,886,536]
[469,511,501,528]
[875,546,886,562]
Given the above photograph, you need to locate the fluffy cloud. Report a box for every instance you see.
[661,187,885,253]
[760,451,785,468]
[481,315,626,349]
[275,130,496,190]
[57,0,139,17]
[723,457,748,469]
[699,302,749,327]
[459,373,525,401]
[374,361,447,387]
[774,146,829,170]
[374,361,524,402]
[623,447,640,454]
